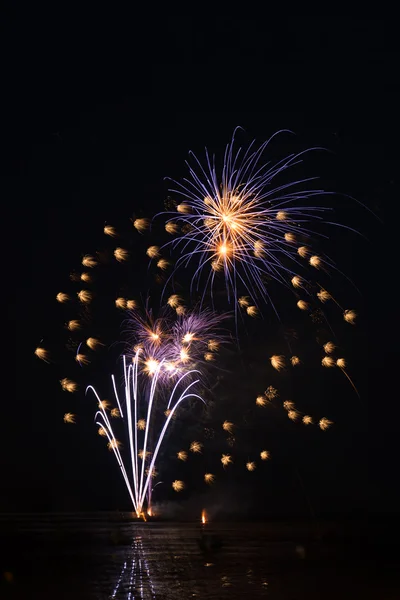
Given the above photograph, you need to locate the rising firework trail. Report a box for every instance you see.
[86,350,204,517]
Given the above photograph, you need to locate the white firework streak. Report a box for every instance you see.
[86,350,203,516]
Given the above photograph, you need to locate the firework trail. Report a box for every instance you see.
[87,350,204,516]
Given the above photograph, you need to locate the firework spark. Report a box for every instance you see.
[319,417,333,430]
[82,255,97,268]
[190,441,203,453]
[111,408,120,418]
[246,461,256,471]
[56,292,70,303]
[290,355,301,366]
[260,450,270,460]
[265,386,278,400]
[146,246,160,259]
[270,355,285,371]
[302,415,313,425]
[177,450,188,461]
[256,395,267,407]
[204,473,215,484]
[86,337,103,351]
[344,309,357,324]
[221,454,233,467]
[116,297,127,309]
[77,290,93,304]
[222,421,234,434]
[317,289,331,303]
[133,218,150,232]
[114,247,129,262]
[67,319,81,331]
[323,341,336,354]
[172,480,185,492]
[104,225,118,237]
[63,413,76,424]
[60,378,78,392]
[297,300,309,311]
[322,356,335,368]
[35,347,49,362]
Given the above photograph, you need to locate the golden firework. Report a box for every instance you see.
[283,400,295,411]
[276,210,287,221]
[204,352,215,361]
[247,305,259,317]
[67,319,81,331]
[133,218,150,232]
[207,339,219,352]
[86,337,103,350]
[309,255,321,268]
[265,386,278,400]
[204,473,215,484]
[317,289,331,303]
[137,419,146,430]
[144,359,159,375]
[114,247,129,262]
[104,225,118,237]
[190,441,203,453]
[146,246,160,259]
[319,417,333,431]
[221,454,233,467]
[165,221,179,234]
[108,439,122,451]
[177,203,190,213]
[98,427,107,436]
[115,297,127,309]
[336,358,347,369]
[222,421,234,434]
[145,466,158,478]
[75,353,90,365]
[238,296,251,308]
[182,332,195,344]
[270,355,285,371]
[211,259,223,271]
[291,276,303,288]
[34,347,49,362]
[290,355,301,366]
[167,294,182,308]
[323,341,335,354]
[111,408,120,418]
[98,400,111,410]
[157,258,170,270]
[172,480,185,492]
[176,305,186,316]
[56,292,69,303]
[164,409,172,417]
[180,348,190,363]
[302,415,313,425]
[77,289,93,304]
[287,410,299,421]
[253,240,266,258]
[63,413,75,424]
[260,450,270,460]
[80,272,92,283]
[284,232,296,242]
[138,449,151,460]
[82,254,97,268]
[177,450,188,461]
[246,461,256,471]
[297,246,310,258]
[344,309,357,324]
[60,378,78,393]
[256,395,267,407]
[297,300,309,311]
[322,356,335,368]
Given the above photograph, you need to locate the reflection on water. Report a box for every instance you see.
[1,514,399,599]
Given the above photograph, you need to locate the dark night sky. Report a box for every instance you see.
[5,15,398,516]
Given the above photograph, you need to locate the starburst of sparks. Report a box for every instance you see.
[60,378,78,392]
[63,412,75,424]
[172,480,185,492]
[204,473,215,484]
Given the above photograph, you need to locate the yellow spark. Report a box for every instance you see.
[138,449,151,460]
[336,358,347,369]
[111,408,120,418]
[115,297,127,309]
[246,461,256,471]
[283,400,295,411]
[104,225,118,237]
[309,255,321,268]
[176,305,186,316]
[177,203,190,213]
[190,441,203,453]
[165,221,179,234]
[204,473,215,484]
[319,417,333,431]
[254,240,266,258]
[75,353,90,365]
[34,347,49,362]
[276,211,287,221]
[217,242,231,257]
[172,480,185,492]
[164,409,172,417]
[145,466,157,478]
[157,258,169,270]
[260,450,270,460]
[290,355,301,366]
[204,352,215,361]
[344,309,357,324]
[67,319,81,331]
[204,217,215,228]
[297,246,310,258]
[297,300,309,311]
[256,395,267,407]
[80,272,92,283]
[265,386,278,399]
[270,355,285,371]
[180,348,190,363]
[221,454,233,467]
[63,413,75,424]
[164,362,176,373]
[98,427,107,436]
[137,419,146,430]
[82,255,97,268]
[302,415,313,425]
[60,378,78,393]
[284,232,296,242]
[323,341,336,354]
[182,332,195,343]
[77,290,93,304]
[146,246,160,259]
[127,299,137,310]
[149,331,161,343]
[317,289,331,303]
[207,339,219,352]
[211,259,223,271]
[98,400,111,410]
[144,359,159,375]
[86,337,103,350]
[108,439,122,451]
[114,247,129,262]
[291,276,304,288]
[222,421,234,434]
[322,356,335,367]
[167,294,182,308]
[238,296,250,308]
[247,306,259,317]
[288,410,299,421]
[204,196,213,205]
[133,218,150,232]
[56,292,69,303]
[177,450,188,461]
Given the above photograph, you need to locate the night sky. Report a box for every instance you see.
[6,16,397,518]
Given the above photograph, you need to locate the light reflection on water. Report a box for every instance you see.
[1,515,399,599]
